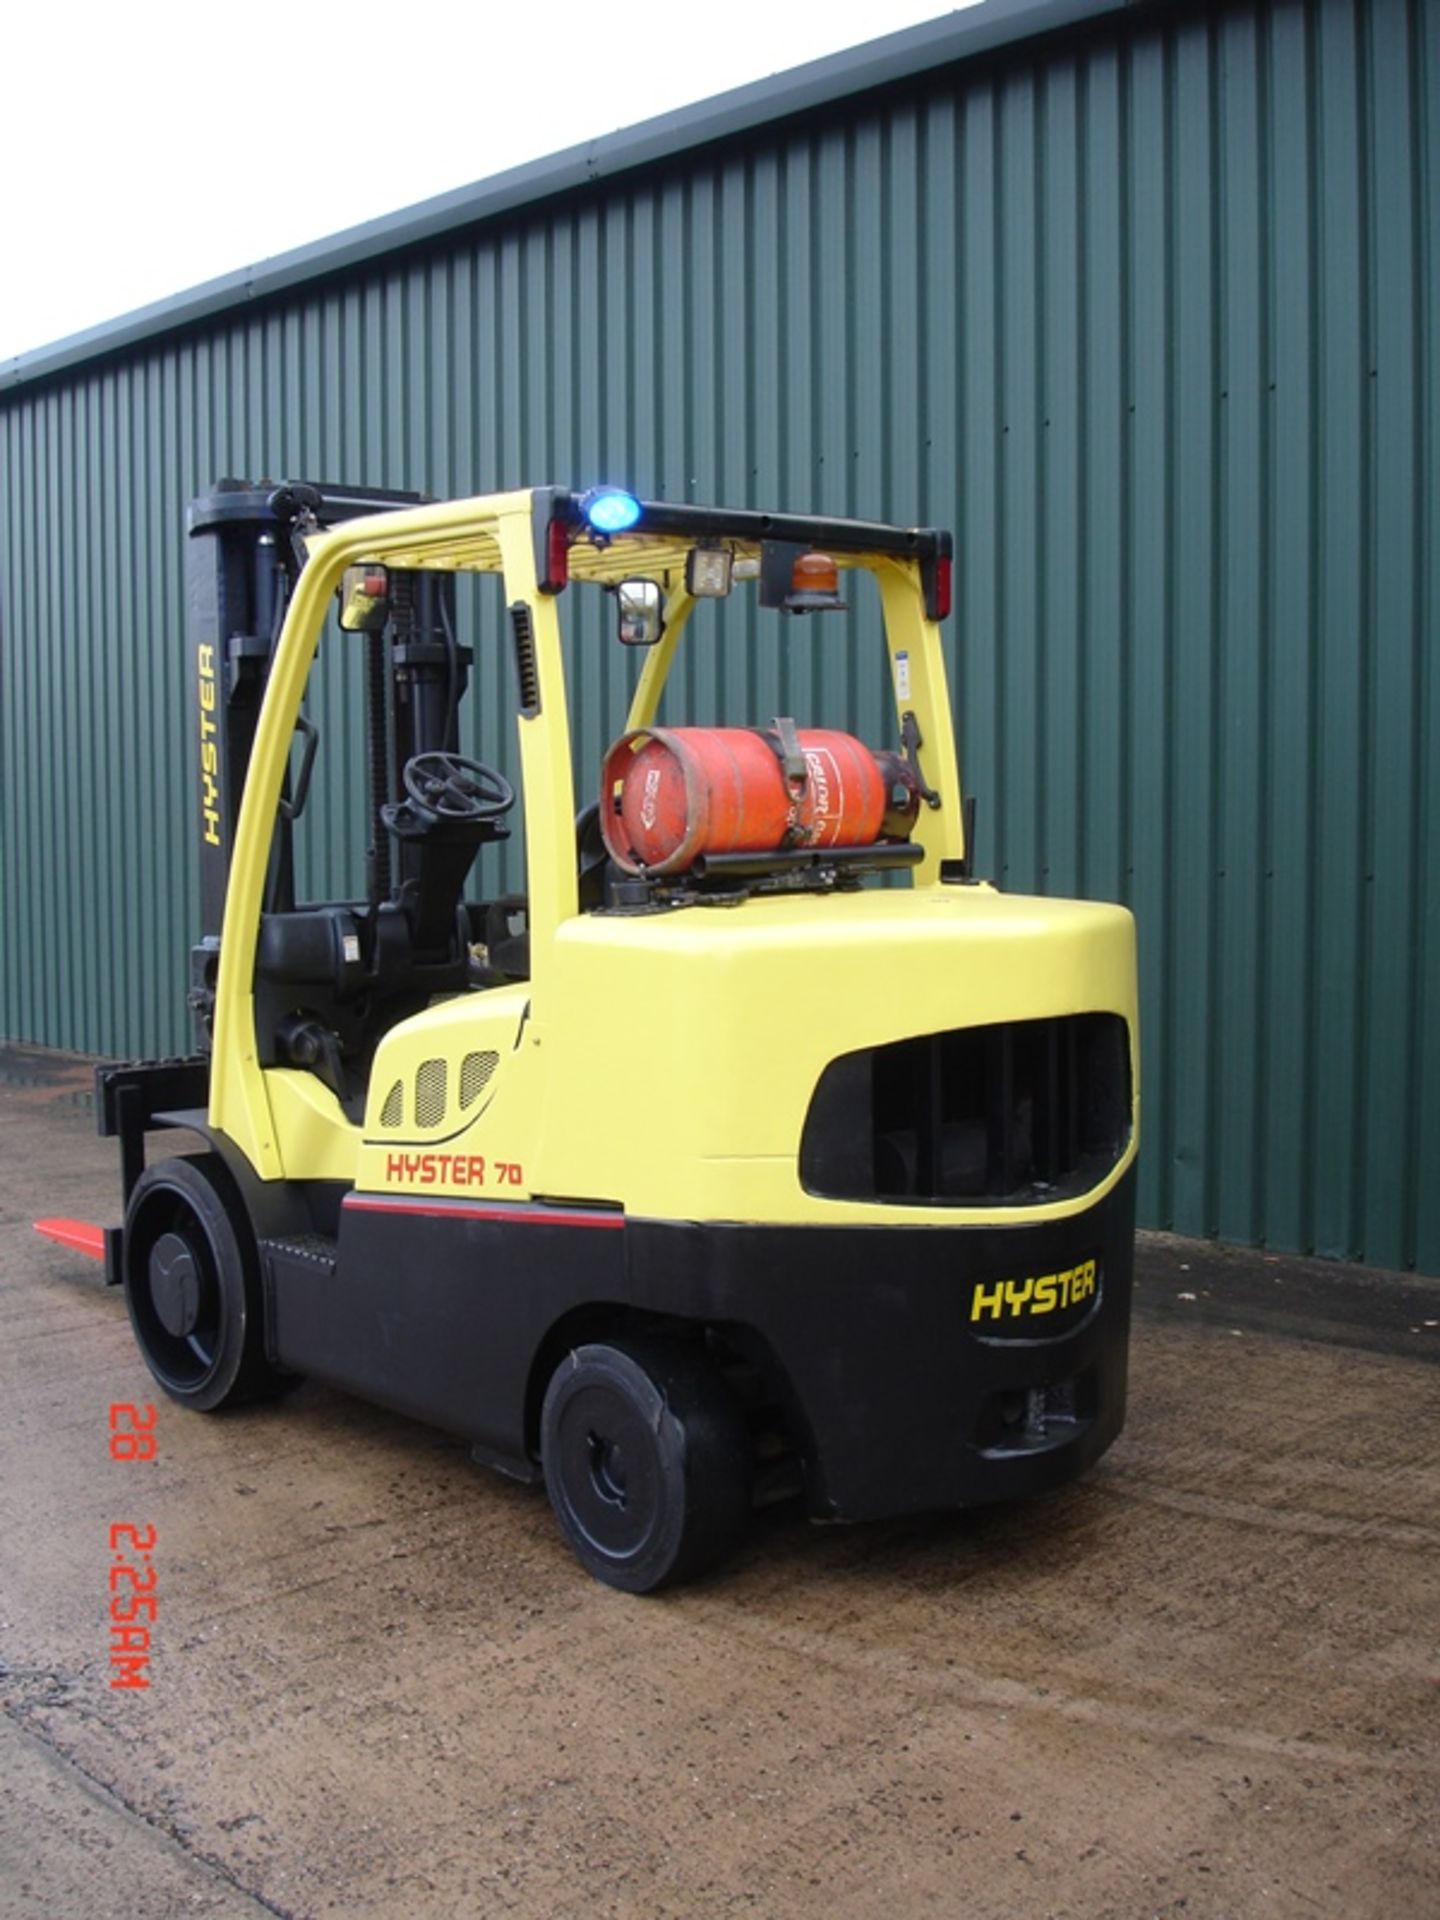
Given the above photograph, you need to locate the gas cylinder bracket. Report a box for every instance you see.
[900,711,942,809]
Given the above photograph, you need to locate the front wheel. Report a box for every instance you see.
[122,1153,285,1411]
[541,1339,752,1592]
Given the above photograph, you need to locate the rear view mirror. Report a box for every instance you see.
[615,578,664,647]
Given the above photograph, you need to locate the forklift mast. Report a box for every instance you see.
[185,480,467,1052]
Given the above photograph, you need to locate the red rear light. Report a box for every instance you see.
[542,516,570,593]
[930,553,952,622]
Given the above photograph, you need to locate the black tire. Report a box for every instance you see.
[541,1339,752,1593]
[121,1153,284,1412]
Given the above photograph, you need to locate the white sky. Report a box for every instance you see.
[1,1,980,364]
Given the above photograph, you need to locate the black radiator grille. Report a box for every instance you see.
[800,1013,1132,1206]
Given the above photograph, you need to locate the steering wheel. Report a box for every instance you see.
[402,751,515,822]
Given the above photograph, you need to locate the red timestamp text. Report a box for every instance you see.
[107,1403,158,1690]
[108,1400,157,1462]
[108,1523,156,1689]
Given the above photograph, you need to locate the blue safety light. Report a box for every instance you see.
[580,487,642,534]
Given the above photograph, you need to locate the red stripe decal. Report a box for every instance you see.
[34,1218,107,1260]
[344,1196,624,1230]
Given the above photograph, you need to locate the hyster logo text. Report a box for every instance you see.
[197,644,221,847]
[970,1259,1098,1323]
[386,1153,487,1188]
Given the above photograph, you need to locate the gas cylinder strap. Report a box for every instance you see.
[771,716,808,794]
[766,715,811,844]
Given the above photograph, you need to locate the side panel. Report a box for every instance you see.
[270,1196,625,1459]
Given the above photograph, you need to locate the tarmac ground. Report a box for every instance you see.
[2,1044,1437,1919]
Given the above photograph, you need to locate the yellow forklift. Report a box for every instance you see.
[75,480,1138,1590]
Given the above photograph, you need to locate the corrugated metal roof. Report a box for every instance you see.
[0,0,1134,393]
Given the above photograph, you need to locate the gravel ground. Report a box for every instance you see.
[2,1046,1437,1919]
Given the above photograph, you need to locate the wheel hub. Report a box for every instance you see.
[587,1430,629,1508]
[149,1231,201,1337]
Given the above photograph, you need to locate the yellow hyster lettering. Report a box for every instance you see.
[970,1281,1006,1322]
[198,644,221,847]
[972,1260,1100,1322]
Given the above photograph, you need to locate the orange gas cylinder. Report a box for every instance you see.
[600,725,892,875]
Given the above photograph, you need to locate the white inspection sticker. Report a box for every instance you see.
[894,650,912,701]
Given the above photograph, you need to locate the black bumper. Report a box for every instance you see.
[295,1172,1134,1528]
[626,1169,1135,1523]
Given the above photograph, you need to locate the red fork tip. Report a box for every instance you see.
[33,1218,107,1260]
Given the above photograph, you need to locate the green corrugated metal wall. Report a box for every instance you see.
[1,0,1436,1272]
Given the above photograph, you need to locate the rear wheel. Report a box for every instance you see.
[122,1154,284,1411]
[541,1338,752,1592]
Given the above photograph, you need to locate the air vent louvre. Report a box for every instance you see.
[415,1058,448,1128]
[379,1080,404,1129]
[510,600,541,716]
[460,1050,499,1108]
